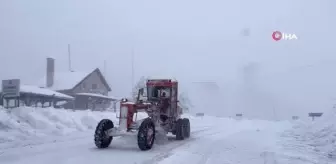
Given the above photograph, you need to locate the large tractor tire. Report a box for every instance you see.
[137,118,156,151]
[183,118,190,138]
[175,118,185,140]
[94,119,114,148]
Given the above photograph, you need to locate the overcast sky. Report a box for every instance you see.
[0,0,335,119]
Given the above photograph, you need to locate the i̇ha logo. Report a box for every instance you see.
[272,31,298,41]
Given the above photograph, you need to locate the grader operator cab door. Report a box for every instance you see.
[136,88,146,103]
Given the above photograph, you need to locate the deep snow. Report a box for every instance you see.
[0,106,334,164]
[0,106,147,149]
[281,109,336,163]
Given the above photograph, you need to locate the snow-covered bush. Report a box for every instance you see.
[178,92,193,113]
[284,109,336,160]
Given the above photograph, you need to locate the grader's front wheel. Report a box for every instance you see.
[94,119,114,148]
[137,118,156,151]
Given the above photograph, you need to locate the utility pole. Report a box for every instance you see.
[68,44,72,72]
[131,47,135,93]
[130,32,136,97]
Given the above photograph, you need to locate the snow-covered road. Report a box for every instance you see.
[0,115,294,164]
[2,107,332,164]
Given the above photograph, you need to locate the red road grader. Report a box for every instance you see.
[94,79,191,151]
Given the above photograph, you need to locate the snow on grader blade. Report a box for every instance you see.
[94,79,191,151]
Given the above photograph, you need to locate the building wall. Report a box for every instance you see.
[74,95,111,111]
[74,95,88,109]
[60,94,112,110]
[56,89,75,109]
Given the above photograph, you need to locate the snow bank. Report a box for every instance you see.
[283,109,336,161]
[184,114,290,135]
[0,107,109,141]
[0,106,149,149]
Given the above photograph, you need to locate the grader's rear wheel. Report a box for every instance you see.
[137,118,156,151]
[175,118,185,140]
[183,118,190,138]
[94,119,114,148]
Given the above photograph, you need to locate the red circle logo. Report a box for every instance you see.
[272,31,282,41]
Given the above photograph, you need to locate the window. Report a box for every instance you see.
[148,86,171,99]
[92,84,97,89]
[82,82,86,89]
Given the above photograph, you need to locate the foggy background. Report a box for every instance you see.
[0,0,335,120]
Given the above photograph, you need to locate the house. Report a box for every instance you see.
[0,83,74,108]
[38,58,117,110]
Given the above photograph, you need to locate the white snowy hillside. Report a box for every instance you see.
[281,109,336,162]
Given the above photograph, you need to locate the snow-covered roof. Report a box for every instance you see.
[0,85,74,100]
[75,93,117,100]
[38,71,90,90]
[147,76,178,82]
[122,102,135,104]
[21,85,74,100]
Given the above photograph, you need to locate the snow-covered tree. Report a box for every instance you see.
[178,92,193,113]
[131,76,147,101]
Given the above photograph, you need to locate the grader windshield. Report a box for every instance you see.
[146,79,176,102]
[147,86,171,100]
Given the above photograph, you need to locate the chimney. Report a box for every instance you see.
[46,58,55,87]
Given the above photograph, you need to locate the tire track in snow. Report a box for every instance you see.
[0,133,92,152]
[141,127,232,164]
[189,130,240,164]
[0,126,212,158]
[145,125,262,164]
